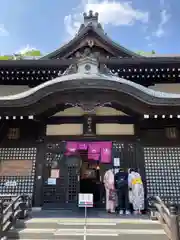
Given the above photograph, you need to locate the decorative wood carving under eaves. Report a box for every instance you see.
[65,102,112,113]
[69,46,109,60]
[63,37,115,60]
[75,47,98,59]
[60,55,118,77]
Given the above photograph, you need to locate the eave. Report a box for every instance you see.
[0,59,74,68]
[100,57,180,66]
[1,57,180,69]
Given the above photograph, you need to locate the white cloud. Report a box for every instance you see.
[0,24,9,36]
[64,0,149,37]
[153,9,170,38]
[15,44,38,54]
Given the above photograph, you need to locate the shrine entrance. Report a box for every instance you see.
[42,141,113,209]
[41,140,143,210]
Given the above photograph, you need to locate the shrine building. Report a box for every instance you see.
[0,11,180,209]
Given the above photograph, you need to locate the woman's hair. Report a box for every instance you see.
[129,168,138,173]
[119,168,124,172]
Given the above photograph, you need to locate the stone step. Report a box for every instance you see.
[18,217,158,224]
[7,227,169,240]
[15,218,163,230]
[6,237,169,240]
[7,217,169,239]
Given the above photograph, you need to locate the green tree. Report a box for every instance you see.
[22,50,42,56]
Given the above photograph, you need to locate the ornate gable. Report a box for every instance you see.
[41,11,141,60]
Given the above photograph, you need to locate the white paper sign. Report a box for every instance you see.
[78,193,93,207]
[47,178,56,185]
[113,157,120,167]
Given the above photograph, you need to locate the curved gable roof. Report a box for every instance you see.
[0,68,179,117]
[0,57,179,117]
[0,58,180,104]
[1,71,180,102]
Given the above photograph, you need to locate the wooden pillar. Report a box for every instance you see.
[33,122,46,207]
[0,120,8,146]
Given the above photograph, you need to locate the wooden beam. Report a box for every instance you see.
[140,118,180,128]
[45,115,136,125]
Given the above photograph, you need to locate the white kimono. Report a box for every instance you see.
[103,169,115,212]
[128,171,144,211]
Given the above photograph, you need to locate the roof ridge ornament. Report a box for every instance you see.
[78,10,104,33]
[83,10,99,24]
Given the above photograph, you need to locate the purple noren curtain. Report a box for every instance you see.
[100,142,112,163]
[65,141,112,163]
[88,143,101,161]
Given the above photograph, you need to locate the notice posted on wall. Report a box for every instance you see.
[113,158,120,167]
[50,169,60,178]
[47,178,56,185]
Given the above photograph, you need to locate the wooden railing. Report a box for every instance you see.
[0,195,31,239]
[148,196,180,240]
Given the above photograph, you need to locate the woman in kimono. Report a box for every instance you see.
[128,168,144,214]
[103,169,116,213]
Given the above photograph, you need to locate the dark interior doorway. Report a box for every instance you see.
[79,150,106,208]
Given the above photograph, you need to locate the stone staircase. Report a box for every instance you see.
[7,213,168,239]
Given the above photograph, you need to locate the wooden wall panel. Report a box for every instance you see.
[46,124,83,135]
[96,124,134,135]
[149,83,180,93]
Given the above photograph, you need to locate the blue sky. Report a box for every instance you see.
[0,0,179,55]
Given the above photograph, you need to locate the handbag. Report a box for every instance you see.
[109,189,116,201]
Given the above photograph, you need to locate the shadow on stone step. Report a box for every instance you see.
[6,216,28,239]
[31,208,149,219]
